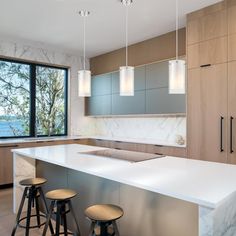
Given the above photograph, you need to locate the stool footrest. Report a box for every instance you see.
[18,213,47,229]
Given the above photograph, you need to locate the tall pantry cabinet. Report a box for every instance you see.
[187,0,236,164]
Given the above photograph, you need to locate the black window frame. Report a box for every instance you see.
[0,57,68,139]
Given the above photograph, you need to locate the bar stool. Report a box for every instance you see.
[85,204,124,236]
[42,188,81,236]
[11,177,54,236]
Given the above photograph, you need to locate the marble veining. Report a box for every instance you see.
[92,116,186,145]
[0,37,92,136]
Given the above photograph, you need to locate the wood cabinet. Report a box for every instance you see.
[187,0,236,164]
[187,64,228,163]
[0,144,19,185]
[89,139,186,158]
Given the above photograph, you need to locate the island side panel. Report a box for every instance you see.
[13,153,36,213]
[36,159,198,236]
[199,192,236,236]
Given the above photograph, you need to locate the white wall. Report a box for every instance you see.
[0,36,95,135]
[0,37,186,144]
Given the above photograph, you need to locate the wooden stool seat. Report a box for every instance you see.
[85,204,124,222]
[19,177,47,186]
[43,188,81,236]
[45,188,77,201]
[85,204,123,236]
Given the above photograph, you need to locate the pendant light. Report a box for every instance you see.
[78,10,91,97]
[169,0,186,94]
[120,0,134,96]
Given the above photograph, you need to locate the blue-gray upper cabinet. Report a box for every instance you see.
[146,88,186,114]
[85,95,112,116]
[91,73,112,96]
[112,66,146,93]
[112,91,146,115]
[146,61,169,89]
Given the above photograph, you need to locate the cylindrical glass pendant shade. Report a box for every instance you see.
[169,59,186,94]
[119,66,134,96]
[78,70,91,97]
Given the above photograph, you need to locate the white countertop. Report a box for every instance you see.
[12,144,236,209]
[0,136,83,145]
[0,135,186,148]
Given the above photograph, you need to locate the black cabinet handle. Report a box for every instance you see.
[0,144,19,148]
[230,116,234,153]
[220,116,224,152]
[200,64,211,68]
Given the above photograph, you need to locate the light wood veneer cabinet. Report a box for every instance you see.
[187,0,236,164]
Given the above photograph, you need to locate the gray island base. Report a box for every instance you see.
[12,144,236,236]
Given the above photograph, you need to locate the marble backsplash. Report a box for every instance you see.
[81,116,187,145]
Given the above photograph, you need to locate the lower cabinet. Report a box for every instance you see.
[0,145,18,185]
[89,139,186,158]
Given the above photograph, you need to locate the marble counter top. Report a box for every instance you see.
[12,144,236,209]
[0,135,186,148]
[0,135,83,145]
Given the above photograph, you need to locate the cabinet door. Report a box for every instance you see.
[187,64,228,163]
[228,61,236,164]
[200,9,227,41]
[86,95,112,116]
[112,91,145,115]
[112,66,146,93]
[146,88,186,114]
[228,2,236,35]
[91,74,112,96]
[0,145,17,185]
[146,61,168,89]
[188,37,227,69]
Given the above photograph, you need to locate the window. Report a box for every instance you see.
[0,58,68,138]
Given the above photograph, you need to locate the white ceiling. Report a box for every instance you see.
[0,0,222,58]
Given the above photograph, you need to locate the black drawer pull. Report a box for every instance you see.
[154,145,164,147]
[230,116,234,153]
[0,144,19,148]
[200,64,211,68]
[220,116,224,152]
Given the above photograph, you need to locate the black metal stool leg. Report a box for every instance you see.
[39,187,54,235]
[42,200,54,236]
[100,223,108,236]
[112,221,120,236]
[88,221,96,236]
[11,187,28,236]
[55,202,62,236]
[35,195,41,227]
[68,201,81,236]
[25,187,33,236]
[61,204,68,236]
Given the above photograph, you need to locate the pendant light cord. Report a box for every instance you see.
[125,5,128,67]
[83,14,86,70]
[176,0,178,60]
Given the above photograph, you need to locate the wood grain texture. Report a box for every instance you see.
[228,61,236,164]
[90,29,186,76]
[228,33,236,61]
[187,37,227,69]
[187,64,228,163]
[187,8,227,45]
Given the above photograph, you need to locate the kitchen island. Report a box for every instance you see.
[12,144,236,236]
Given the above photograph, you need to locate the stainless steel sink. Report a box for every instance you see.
[80,149,164,163]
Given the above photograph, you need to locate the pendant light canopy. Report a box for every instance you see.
[120,0,134,96]
[169,0,186,94]
[78,10,91,97]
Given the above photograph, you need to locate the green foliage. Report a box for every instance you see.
[0,61,66,137]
